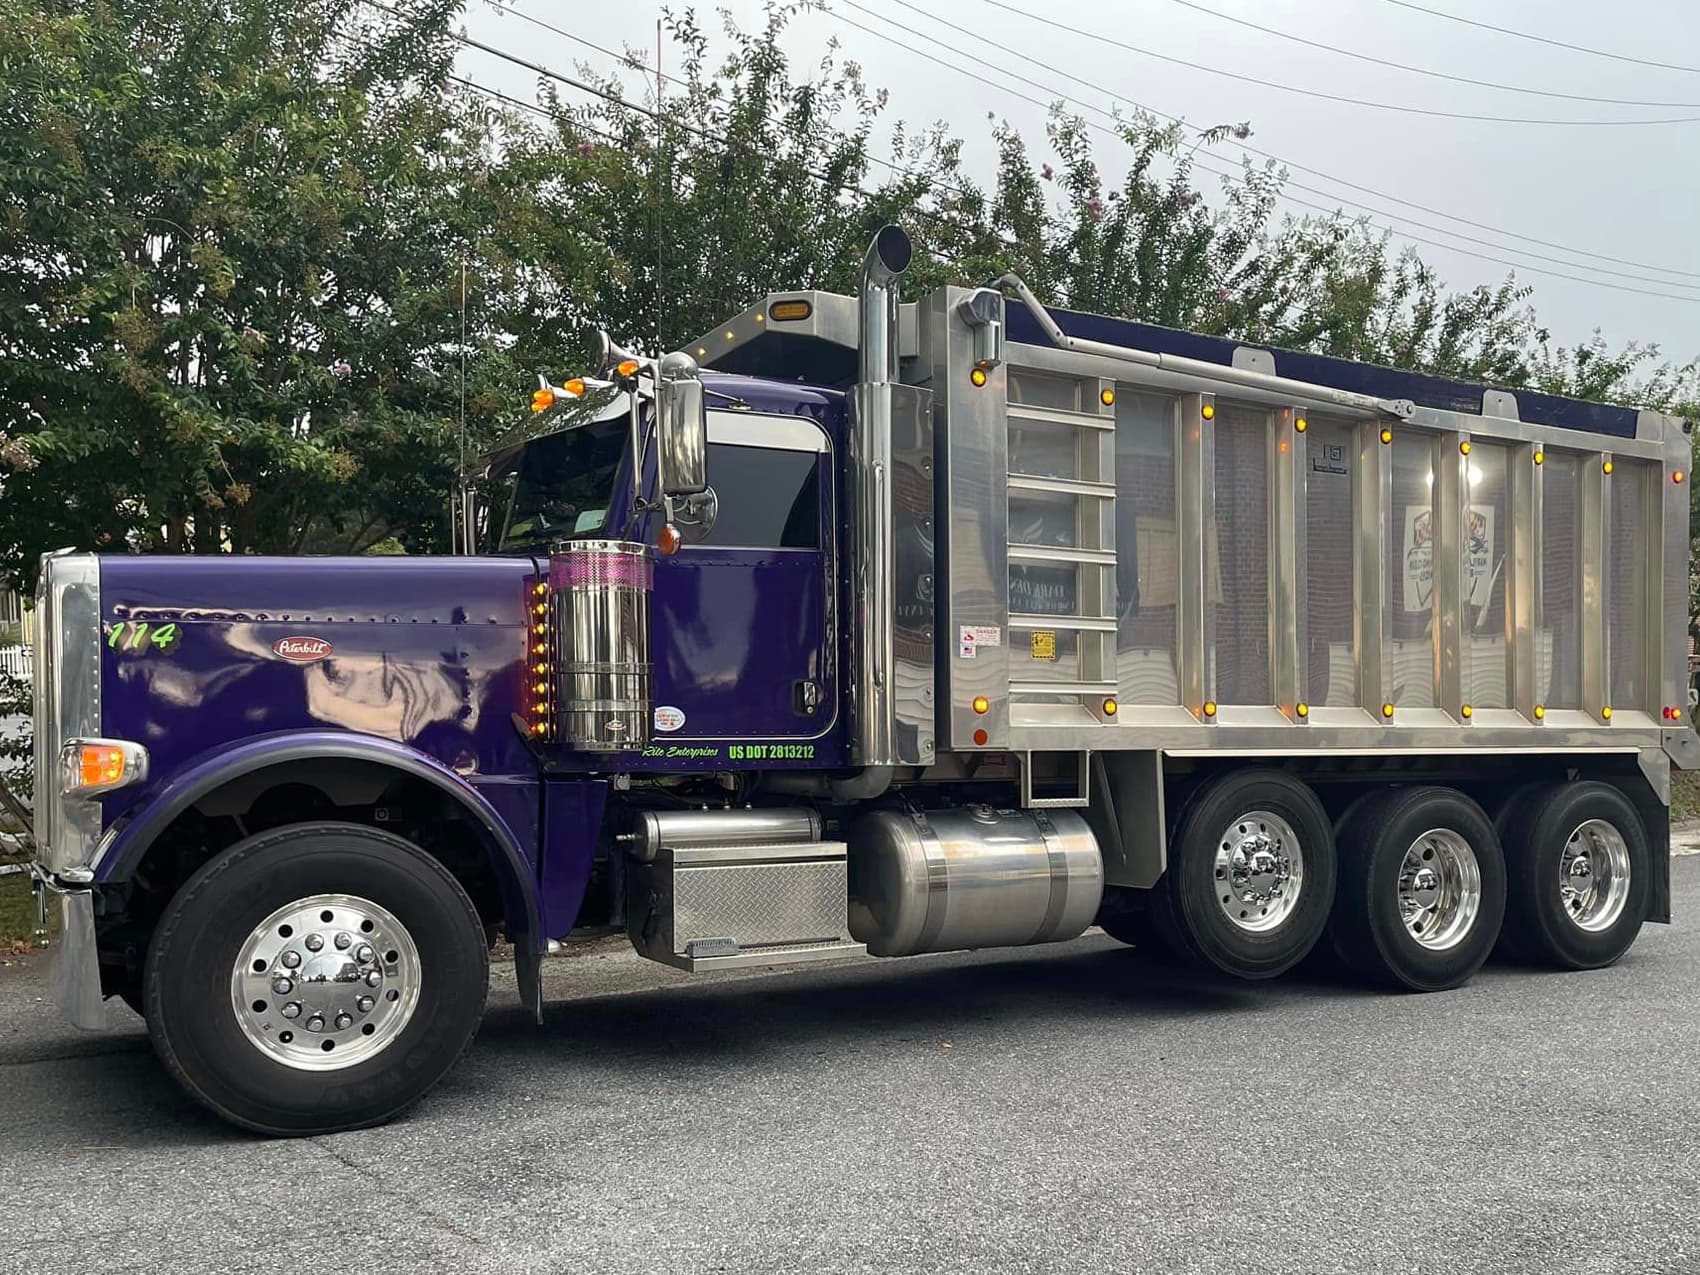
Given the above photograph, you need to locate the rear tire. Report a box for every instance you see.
[1332,787,1506,992]
[1148,769,1336,979]
[1499,782,1648,970]
[145,821,489,1135]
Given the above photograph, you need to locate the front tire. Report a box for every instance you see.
[145,822,489,1135]
[1332,787,1506,992]
[1499,782,1649,970]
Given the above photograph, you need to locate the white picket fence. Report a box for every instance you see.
[0,646,32,682]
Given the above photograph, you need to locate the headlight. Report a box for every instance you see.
[33,551,105,874]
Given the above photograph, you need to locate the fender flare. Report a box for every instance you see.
[94,731,542,952]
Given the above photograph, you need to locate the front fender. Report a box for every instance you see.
[94,731,543,953]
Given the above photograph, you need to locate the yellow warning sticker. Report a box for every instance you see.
[1030,630,1057,661]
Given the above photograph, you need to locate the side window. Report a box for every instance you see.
[689,443,821,550]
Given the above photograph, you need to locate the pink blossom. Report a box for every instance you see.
[329,360,352,378]
[579,141,595,157]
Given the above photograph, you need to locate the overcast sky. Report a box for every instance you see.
[461,0,1700,364]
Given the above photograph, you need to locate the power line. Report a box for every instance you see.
[827,2,1700,304]
[897,0,1700,279]
[363,2,1005,270]
[476,0,997,219]
[854,0,1700,290]
[468,0,1700,284]
[969,0,1700,125]
[1158,0,1700,107]
[1373,0,1700,76]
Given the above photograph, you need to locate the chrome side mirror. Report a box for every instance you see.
[656,352,708,497]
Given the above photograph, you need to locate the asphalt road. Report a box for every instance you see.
[5,865,1700,1275]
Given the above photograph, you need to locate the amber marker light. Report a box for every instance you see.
[1296,702,1309,718]
[657,523,683,556]
[1675,470,1687,484]
[614,358,641,378]
[1295,416,1308,433]
[1201,402,1216,420]
[1603,459,1615,474]
[769,299,813,322]
[529,387,555,413]
[1674,707,1685,721]
[970,367,988,388]
[1533,705,1546,721]
[1382,702,1395,719]
[1100,387,1116,407]
[1202,700,1218,718]
[972,695,990,714]
[1602,706,1613,720]
[1380,428,1394,445]
[1534,450,1545,465]
[563,377,586,397]
[1461,704,1473,719]
[1459,440,1472,456]
[1102,698,1118,716]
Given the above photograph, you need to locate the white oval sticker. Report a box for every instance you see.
[654,705,686,733]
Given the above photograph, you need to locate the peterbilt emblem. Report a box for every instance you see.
[604,719,629,735]
[272,636,334,663]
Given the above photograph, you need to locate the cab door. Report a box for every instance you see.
[647,411,837,744]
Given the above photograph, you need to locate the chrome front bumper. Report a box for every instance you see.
[31,868,106,1031]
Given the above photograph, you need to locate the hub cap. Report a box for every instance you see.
[1397,829,1481,951]
[1559,819,1631,932]
[229,893,421,1071]
[1213,810,1305,932]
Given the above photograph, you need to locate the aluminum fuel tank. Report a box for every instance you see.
[847,806,1102,957]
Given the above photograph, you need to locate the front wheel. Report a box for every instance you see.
[144,822,489,1135]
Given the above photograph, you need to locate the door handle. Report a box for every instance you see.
[793,680,821,716]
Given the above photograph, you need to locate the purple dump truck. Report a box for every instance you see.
[23,226,1697,1133]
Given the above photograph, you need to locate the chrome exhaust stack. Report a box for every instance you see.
[848,225,916,770]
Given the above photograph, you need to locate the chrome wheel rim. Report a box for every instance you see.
[229,893,421,1071]
[1213,810,1305,933]
[1559,819,1631,933]
[1397,829,1481,951]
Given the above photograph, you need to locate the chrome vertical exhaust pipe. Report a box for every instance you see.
[848,225,912,771]
[858,225,912,387]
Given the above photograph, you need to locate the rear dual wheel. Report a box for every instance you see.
[1498,782,1648,970]
[1142,769,1337,980]
[1332,787,1506,992]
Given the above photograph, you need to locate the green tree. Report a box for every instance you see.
[0,0,615,590]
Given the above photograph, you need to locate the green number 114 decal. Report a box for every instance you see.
[107,621,181,654]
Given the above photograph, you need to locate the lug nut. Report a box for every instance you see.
[304,933,324,952]
[365,969,382,988]
[334,1012,353,1030]
[305,1015,325,1033]
[334,932,352,950]
[356,996,375,1013]
[280,1002,302,1020]
[271,976,294,996]
[355,944,374,963]
[279,950,301,969]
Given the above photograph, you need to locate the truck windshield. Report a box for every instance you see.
[499,419,628,551]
